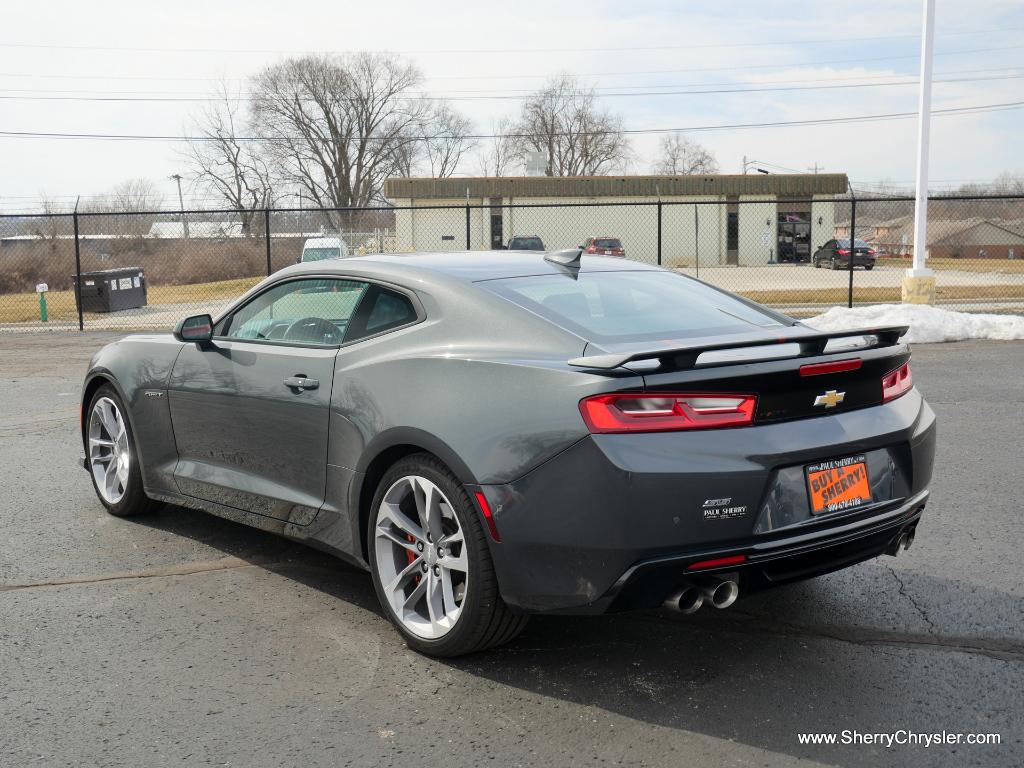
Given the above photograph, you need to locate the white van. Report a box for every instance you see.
[300,236,349,263]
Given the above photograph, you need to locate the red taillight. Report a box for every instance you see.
[799,358,862,377]
[881,362,913,402]
[687,554,747,571]
[474,491,501,543]
[867,248,876,255]
[837,249,851,255]
[579,393,757,433]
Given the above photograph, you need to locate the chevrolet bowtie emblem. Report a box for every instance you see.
[814,390,846,408]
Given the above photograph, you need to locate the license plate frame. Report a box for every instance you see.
[805,454,872,515]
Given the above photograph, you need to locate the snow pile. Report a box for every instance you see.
[805,304,1024,344]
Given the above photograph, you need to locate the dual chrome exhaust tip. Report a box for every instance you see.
[888,526,917,556]
[664,577,740,614]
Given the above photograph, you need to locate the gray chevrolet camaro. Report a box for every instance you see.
[81,250,936,656]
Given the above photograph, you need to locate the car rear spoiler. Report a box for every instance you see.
[567,326,909,371]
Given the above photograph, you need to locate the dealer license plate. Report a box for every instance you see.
[806,455,871,515]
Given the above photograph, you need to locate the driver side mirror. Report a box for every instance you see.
[174,314,214,343]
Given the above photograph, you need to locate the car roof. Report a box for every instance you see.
[304,237,347,247]
[277,250,662,285]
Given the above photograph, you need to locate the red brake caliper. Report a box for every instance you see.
[406,534,421,585]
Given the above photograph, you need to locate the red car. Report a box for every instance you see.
[582,237,625,257]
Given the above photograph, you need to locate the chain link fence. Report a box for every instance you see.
[2,195,1022,332]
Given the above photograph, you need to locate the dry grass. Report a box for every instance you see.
[740,283,1024,305]
[0,277,260,324]
[879,257,1024,274]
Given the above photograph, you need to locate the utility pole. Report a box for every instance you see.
[170,174,189,239]
[904,0,936,304]
[808,162,824,174]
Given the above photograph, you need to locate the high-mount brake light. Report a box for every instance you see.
[799,358,862,377]
[881,362,913,402]
[579,393,757,433]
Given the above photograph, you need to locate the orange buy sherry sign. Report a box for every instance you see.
[807,455,871,514]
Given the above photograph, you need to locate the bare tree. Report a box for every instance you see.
[250,53,431,212]
[993,171,1024,195]
[475,117,516,176]
[184,83,273,235]
[421,101,476,178]
[109,178,165,212]
[80,178,165,237]
[652,133,719,175]
[513,75,630,176]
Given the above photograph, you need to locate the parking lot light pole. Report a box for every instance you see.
[170,174,189,239]
[903,0,937,305]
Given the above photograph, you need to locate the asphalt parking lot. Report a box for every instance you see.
[1,332,1022,768]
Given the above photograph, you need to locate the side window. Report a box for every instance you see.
[223,278,368,346]
[347,287,418,341]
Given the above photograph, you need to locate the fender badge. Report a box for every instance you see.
[814,390,845,408]
[144,390,165,398]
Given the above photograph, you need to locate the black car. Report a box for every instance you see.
[507,235,545,251]
[80,249,933,657]
[814,239,877,270]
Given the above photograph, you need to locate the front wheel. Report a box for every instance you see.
[367,454,527,656]
[86,385,160,517]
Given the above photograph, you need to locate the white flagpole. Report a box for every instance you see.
[909,0,935,279]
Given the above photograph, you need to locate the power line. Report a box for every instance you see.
[0,26,1021,56]
[0,45,1017,92]
[2,64,1022,91]
[2,100,1021,143]
[2,71,1022,103]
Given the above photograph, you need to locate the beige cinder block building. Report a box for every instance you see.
[383,174,847,267]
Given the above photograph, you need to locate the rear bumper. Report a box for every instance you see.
[478,390,935,613]
[601,490,926,613]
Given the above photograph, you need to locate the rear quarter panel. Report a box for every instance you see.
[327,281,642,484]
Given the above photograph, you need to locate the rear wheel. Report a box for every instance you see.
[86,385,160,517]
[831,257,841,270]
[367,453,527,657]
[865,264,874,271]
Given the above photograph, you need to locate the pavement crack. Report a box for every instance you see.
[0,555,283,594]
[885,564,938,633]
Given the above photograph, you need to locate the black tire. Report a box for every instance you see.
[813,258,821,268]
[85,384,161,518]
[367,453,528,657]
[865,264,874,271]
[831,257,841,270]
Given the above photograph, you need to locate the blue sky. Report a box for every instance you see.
[0,0,1021,210]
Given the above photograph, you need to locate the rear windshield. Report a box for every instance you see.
[482,270,783,343]
[302,247,343,262]
[594,238,622,249]
[509,237,544,250]
[837,239,870,249]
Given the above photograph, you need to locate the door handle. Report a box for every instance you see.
[283,376,319,391]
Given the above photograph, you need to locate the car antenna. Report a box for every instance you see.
[544,247,583,268]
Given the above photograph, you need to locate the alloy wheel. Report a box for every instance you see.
[88,396,131,504]
[373,475,469,639]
